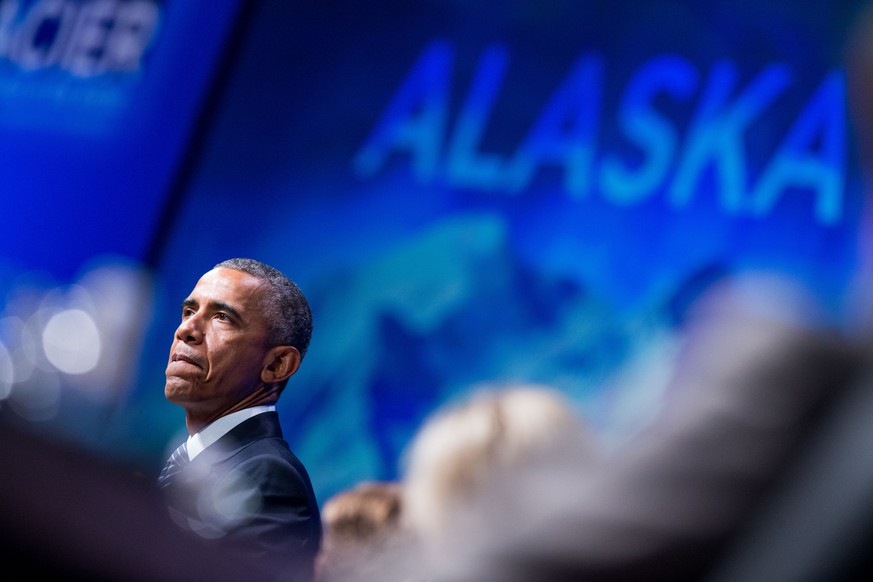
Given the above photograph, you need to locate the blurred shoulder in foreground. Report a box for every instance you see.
[0,420,254,582]
[413,274,873,582]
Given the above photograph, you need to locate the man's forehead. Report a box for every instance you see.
[190,268,266,303]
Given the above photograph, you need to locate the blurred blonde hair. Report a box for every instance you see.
[401,383,594,545]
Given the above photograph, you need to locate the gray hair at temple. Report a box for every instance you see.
[214,258,313,360]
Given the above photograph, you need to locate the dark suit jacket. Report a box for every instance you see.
[162,411,322,582]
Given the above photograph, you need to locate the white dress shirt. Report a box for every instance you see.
[187,405,276,461]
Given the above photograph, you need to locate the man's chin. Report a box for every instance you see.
[164,377,195,402]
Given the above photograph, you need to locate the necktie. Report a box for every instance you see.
[157,441,189,489]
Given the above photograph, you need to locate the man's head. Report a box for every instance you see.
[213,257,313,357]
[164,258,312,432]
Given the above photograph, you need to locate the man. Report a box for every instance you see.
[159,258,322,582]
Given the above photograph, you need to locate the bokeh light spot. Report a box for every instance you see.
[0,340,12,399]
[42,309,101,374]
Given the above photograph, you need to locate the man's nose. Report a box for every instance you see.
[175,314,203,343]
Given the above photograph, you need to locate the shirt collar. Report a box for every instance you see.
[187,404,275,460]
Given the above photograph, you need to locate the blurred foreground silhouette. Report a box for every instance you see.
[0,421,254,581]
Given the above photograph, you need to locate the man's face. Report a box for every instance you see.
[165,267,272,418]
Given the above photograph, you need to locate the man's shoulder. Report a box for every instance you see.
[217,422,312,482]
[234,434,302,469]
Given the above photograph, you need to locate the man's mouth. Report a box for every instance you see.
[172,353,202,368]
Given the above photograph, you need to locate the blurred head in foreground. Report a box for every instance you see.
[316,480,406,581]
[400,383,599,552]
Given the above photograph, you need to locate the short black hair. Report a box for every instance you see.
[214,258,313,360]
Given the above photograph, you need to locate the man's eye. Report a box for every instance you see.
[216,312,230,321]
[182,308,195,319]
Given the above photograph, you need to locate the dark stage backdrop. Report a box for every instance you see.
[0,0,246,450]
[0,0,246,282]
[1,0,870,504]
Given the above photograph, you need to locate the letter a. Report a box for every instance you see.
[353,40,452,182]
[751,70,846,225]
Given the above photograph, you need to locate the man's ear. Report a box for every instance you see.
[261,346,301,384]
